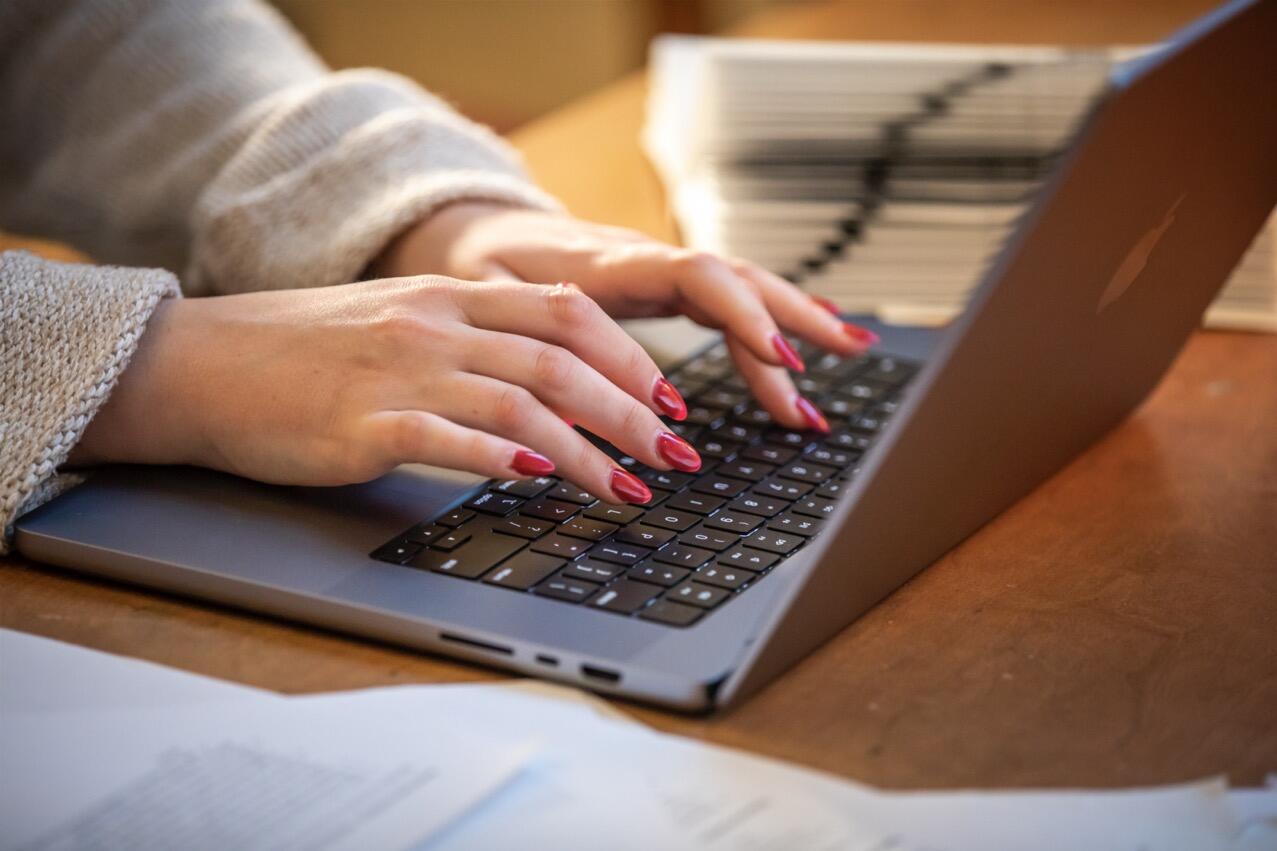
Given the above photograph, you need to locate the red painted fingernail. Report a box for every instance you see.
[511,449,555,476]
[813,296,841,316]
[794,395,830,434]
[770,334,806,373]
[843,323,880,346]
[651,377,687,421]
[656,431,701,472]
[610,468,652,504]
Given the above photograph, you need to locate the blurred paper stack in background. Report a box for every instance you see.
[645,36,1277,331]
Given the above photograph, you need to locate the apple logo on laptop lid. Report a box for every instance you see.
[1097,193,1186,314]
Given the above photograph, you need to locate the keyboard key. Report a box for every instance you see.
[778,462,836,484]
[804,446,857,467]
[493,514,554,539]
[491,477,555,499]
[436,508,475,528]
[371,539,422,564]
[848,414,883,434]
[694,564,751,590]
[654,544,713,569]
[432,529,471,551]
[826,431,873,452]
[521,497,580,523]
[535,575,597,602]
[822,397,864,419]
[700,388,746,409]
[763,428,813,449]
[741,444,796,465]
[755,477,812,501]
[560,516,618,541]
[667,581,731,610]
[709,424,760,444]
[685,405,727,428]
[663,491,726,515]
[861,356,917,385]
[588,541,652,566]
[639,469,694,491]
[719,545,778,571]
[839,379,890,402]
[769,512,824,537]
[742,530,802,556]
[694,437,740,460]
[547,482,597,505]
[703,512,763,535]
[411,535,525,579]
[734,407,773,427]
[727,494,785,518]
[583,503,645,524]
[530,534,590,558]
[794,497,838,519]
[484,551,564,590]
[639,599,704,627]
[816,479,848,499]
[405,524,447,545]
[628,562,690,587]
[643,508,701,532]
[690,476,748,498]
[464,492,524,517]
[714,460,774,483]
[562,557,628,583]
[679,526,738,552]
[588,579,661,614]
[615,524,676,548]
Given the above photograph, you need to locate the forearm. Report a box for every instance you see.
[0,0,561,296]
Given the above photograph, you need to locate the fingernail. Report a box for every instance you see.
[794,395,830,434]
[843,323,880,346]
[813,296,841,316]
[651,377,688,421]
[511,449,555,476]
[610,468,652,504]
[656,431,701,472]
[770,333,806,373]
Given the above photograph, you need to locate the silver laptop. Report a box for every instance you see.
[16,0,1276,711]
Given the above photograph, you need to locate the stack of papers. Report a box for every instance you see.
[3,628,1274,850]
[644,36,1277,331]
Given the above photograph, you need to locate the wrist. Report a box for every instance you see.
[369,200,512,280]
[68,297,211,469]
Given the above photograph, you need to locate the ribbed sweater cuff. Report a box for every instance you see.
[0,251,179,553]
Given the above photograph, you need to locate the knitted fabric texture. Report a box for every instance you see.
[0,252,178,553]
[0,0,562,550]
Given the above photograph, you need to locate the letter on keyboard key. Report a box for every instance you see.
[493,515,554,539]
[559,516,618,541]
[492,477,556,499]
[703,512,763,535]
[679,525,737,552]
[653,545,713,568]
[742,530,802,556]
[589,579,661,614]
[484,551,565,590]
[530,534,590,558]
[642,508,700,532]
[583,503,645,524]
[694,565,751,590]
[627,563,690,587]
[463,492,525,516]
[410,535,525,579]
[615,524,676,548]
[588,541,651,566]
[535,575,597,602]
[667,581,731,610]
[562,558,628,583]
[719,545,778,572]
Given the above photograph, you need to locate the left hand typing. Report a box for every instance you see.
[371,202,880,432]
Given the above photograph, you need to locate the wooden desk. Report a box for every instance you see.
[3,0,1274,789]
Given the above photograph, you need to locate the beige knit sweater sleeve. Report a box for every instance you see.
[0,0,562,551]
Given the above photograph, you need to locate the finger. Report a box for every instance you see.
[439,372,655,505]
[734,261,879,355]
[362,409,556,480]
[617,248,807,373]
[725,335,829,434]
[462,328,702,473]
[454,281,690,421]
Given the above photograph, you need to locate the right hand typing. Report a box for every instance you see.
[69,275,705,504]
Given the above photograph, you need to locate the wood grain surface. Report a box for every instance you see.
[3,0,1273,790]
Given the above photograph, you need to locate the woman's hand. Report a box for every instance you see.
[70,276,706,504]
[372,202,880,432]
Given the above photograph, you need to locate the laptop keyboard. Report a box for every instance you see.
[370,339,920,627]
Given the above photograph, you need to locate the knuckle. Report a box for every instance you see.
[374,311,432,345]
[532,344,578,393]
[387,411,429,458]
[618,400,650,436]
[492,385,536,432]
[545,284,599,330]
[676,249,727,279]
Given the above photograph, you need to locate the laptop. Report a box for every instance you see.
[15,0,1275,711]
